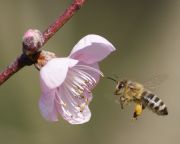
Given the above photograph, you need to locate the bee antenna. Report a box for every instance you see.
[113,74,119,79]
[106,76,118,83]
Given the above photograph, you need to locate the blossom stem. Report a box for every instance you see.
[0,0,86,86]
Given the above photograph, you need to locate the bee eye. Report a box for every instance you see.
[118,83,124,89]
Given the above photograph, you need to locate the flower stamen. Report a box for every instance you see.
[61,64,103,113]
[78,103,86,113]
[55,93,67,107]
[74,64,104,77]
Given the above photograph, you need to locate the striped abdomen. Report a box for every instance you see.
[141,91,168,115]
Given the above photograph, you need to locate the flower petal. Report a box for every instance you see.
[55,85,91,124]
[69,34,116,64]
[39,90,58,121]
[40,58,78,89]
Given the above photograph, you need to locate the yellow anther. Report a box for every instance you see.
[80,103,86,112]
[61,102,67,107]
[80,95,85,99]
[85,98,89,104]
[84,80,89,84]
[76,88,83,95]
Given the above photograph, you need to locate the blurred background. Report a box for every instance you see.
[0,0,180,144]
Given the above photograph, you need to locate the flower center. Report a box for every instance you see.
[62,64,103,112]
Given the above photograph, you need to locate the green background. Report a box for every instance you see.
[0,0,179,144]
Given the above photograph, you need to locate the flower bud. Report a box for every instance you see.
[22,29,44,55]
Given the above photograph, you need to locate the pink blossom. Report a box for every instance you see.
[39,35,116,124]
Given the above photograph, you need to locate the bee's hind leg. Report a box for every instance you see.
[133,103,143,120]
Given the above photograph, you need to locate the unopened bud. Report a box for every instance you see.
[22,29,44,55]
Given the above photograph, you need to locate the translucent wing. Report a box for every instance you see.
[142,74,168,91]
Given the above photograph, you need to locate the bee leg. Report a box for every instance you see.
[119,96,125,109]
[120,100,124,109]
[133,103,143,120]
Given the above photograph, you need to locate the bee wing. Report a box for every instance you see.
[143,74,168,91]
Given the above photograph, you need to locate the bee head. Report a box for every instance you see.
[107,76,127,95]
[115,80,127,95]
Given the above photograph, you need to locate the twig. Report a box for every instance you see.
[0,0,86,86]
[43,0,85,46]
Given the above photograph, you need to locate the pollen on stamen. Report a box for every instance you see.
[55,95,67,108]
[63,63,103,106]
[78,103,87,113]
[74,87,87,99]
[61,102,67,107]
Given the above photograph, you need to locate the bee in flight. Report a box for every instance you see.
[107,77,168,119]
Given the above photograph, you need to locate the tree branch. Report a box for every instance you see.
[0,0,86,86]
[0,55,25,85]
[43,0,85,46]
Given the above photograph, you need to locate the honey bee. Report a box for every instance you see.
[107,77,168,119]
